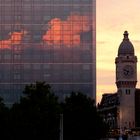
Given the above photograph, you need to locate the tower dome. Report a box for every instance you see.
[118,31,134,56]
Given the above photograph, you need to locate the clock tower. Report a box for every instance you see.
[115,31,137,129]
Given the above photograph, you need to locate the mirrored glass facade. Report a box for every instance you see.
[0,0,96,105]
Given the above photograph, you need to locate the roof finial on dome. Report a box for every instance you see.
[123,31,129,40]
[118,31,134,56]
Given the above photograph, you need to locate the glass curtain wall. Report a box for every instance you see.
[0,0,96,105]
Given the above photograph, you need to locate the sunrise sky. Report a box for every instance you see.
[97,0,140,103]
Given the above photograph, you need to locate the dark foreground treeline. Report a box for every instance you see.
[0,82,109,140]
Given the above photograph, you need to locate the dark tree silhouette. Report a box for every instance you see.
[0,97,9,138]
[0,83,109,140]
[62,92,108,140]
[9,82,61,140]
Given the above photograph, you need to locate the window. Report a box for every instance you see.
[4,54,11,59]
[44,64,51,69]
[14,24,22,31]
[33,64,41,70]
[24,64,31,69]
[14,15,22,21]
[14,45,21,51]
[43,15,51,21]
[14,73,21,80]
[14,54,21,60]
[126,89,130,95]
[14,65,21,70]
[129,122,131,127]
[83,64,90,70]
[44,73,51,78]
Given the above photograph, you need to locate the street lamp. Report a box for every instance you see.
[119,110,123,140]
[60,114,63,140]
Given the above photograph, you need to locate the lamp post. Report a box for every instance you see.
[60,114,63,140]
[119,109,123,140]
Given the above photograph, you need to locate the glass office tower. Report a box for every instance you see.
[0,0,96,105]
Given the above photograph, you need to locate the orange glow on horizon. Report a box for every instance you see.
[43,14,91,46]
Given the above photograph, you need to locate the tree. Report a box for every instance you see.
[62,92,108,140]
[0,82,109,139]
[9,82,61,140]
[0,97,9,138]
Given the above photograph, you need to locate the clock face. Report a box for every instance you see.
[122,65,134,78]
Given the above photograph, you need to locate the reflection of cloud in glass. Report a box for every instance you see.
[0,14,91,49]
[42,14,91,47]
[0,31,26,49]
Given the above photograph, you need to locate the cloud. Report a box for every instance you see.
[0,14,91,49]
[42,13,91,47]
[0,31,26,49]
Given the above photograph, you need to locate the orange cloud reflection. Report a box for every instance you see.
[43,14,91,46]
[0,31,25,49]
